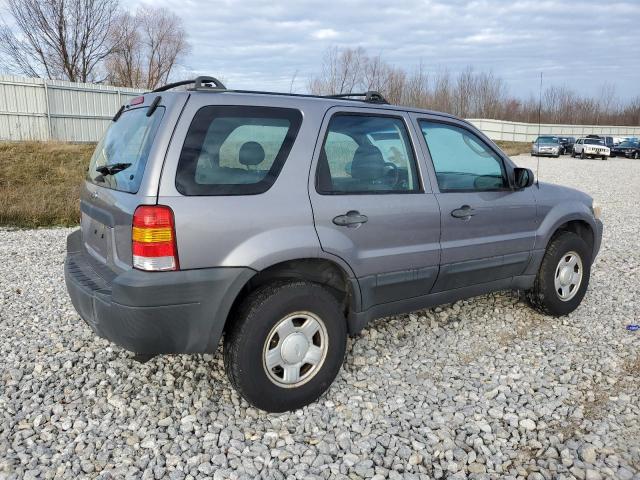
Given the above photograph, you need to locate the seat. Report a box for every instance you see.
[238,141,265,169]
[350,145,386,189]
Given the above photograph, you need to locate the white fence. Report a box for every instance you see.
[0,75,143,142]
[0,75,638,143]
[468,118,640,142]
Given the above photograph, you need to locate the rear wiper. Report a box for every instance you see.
[95,162,132,176]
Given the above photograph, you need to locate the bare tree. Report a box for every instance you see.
[0,0,120,82]
[105,12,142,88]
[309,46,639,126]
[107,6,189,89]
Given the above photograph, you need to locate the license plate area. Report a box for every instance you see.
[82,213,109,261]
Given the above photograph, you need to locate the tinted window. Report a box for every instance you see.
[88,106,164,193]
[585,139,604,145]
[176,106,302,195]
[420,121,507,192]
[316,115,420,194]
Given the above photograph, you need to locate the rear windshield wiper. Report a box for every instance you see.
[95,162,132,176]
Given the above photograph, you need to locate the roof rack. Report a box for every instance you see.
[151,76,226,92]
[152,76,389,104]
[325,91,388,104]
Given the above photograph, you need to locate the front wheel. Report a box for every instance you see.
[527,231,591,316]
[601,156,607,160]
[224,281,347,412]
[580,151,585,159]
[634,152,639,160]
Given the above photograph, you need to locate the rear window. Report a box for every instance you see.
[175,106,302,195]
[87,105,164,193]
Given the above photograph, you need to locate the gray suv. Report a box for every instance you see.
[65,77,603,412]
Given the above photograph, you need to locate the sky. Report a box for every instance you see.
[119,0,638,100]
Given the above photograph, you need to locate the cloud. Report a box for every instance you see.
[133,0,640,99]
[312,28,340,40]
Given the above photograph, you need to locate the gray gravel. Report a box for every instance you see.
[1,154,639,479]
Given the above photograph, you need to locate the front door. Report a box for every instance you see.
[309,107,441,309]
[413,116,537,292]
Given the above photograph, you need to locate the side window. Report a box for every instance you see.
[176,106,302,196]
[419,121,508,192]
[316,114,420,194]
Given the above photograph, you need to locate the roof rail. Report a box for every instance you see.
[151,76,226,93]
[152,77,389,105]
[326,91,388,104]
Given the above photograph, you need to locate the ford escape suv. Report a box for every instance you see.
[65,77,603,412]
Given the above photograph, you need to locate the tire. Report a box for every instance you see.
[601,156,606,161]
[553,154,560,158]
[634,152,639,160]
[527,231,592,317]
[571,150,576,158]
[580,151,585,159]
[224,280,347,412]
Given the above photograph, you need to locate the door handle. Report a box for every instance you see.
[451,205,476,219]
[333,210,368,227]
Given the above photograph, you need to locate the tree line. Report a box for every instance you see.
[309,47,640,126]
[0,0,189,90]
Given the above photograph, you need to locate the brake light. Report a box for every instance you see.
[132,205,179,271]
[130,96,144,106]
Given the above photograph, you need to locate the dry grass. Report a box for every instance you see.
[495,140,532,157]
[0,141,95,228]
[0,139,531,229]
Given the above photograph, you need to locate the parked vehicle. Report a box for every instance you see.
[531,135,561,157]
[572,137,610,160]
[611,140,640,159]
[558,136,575,155]
[64,77,604,412]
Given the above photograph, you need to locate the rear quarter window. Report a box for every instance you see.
[175,106,302,195]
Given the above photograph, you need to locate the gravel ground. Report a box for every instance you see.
[1,154,639,480]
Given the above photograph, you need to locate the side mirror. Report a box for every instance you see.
[514,167,534,189]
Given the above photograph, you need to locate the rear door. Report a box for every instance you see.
[412,115,537,292]
[82,93,185,271]
[309,107,441,309]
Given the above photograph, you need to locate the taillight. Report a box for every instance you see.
[132,205,179,271]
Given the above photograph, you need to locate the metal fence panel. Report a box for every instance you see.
[0,75,638,142]
[467,118,640,142]
[0,75,143,142]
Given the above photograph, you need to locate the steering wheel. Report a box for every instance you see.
[383,162,399,187]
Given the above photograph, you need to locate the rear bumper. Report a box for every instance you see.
[64,230,255,354]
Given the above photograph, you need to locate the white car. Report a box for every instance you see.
[572,138,610,160]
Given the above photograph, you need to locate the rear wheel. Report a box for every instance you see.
[224,281,347,412]
[527,231,591,316]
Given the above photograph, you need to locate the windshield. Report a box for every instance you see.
[535,136,559,144]
[87,105,164,193]
[585,139,604,145]
[619,141,638,148]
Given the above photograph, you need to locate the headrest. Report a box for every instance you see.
[351,145,385,181]
[238,141,265,167]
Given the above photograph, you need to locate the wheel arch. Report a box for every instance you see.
[223,257,361,334]
[548,219,595,255]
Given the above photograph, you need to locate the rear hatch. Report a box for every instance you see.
[81,94,176,272]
